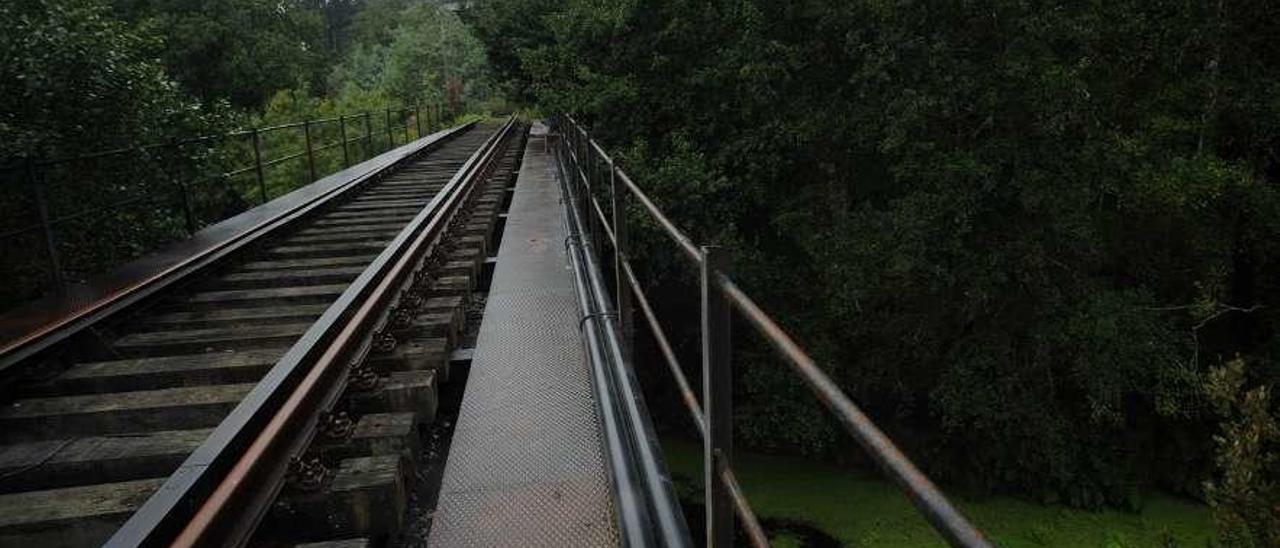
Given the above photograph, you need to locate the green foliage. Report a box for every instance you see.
[329,2,494,111]
[462,0,555,103]
[0,0,480,312]
[1204,359,1280,547]
[110,0,327,108]
[473,0,1280,514]
[0,0,210,159]
[0,0,226,307]
[229,86,446,204]
[661,437,1214,547]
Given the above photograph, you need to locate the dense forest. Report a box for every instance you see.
[2,0,499,161]
[0,0,500,308]
[467,1,1280,544]
[3,0,1279,544]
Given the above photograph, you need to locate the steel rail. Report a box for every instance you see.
[0,122,476,373]
[104,117,513,548]
[554,115,992,547]
[170,116,519,547]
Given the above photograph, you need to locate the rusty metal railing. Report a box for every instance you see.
[0,103,457,314]
[550,114,992,548]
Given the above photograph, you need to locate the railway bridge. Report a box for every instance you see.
[0,114,989,547]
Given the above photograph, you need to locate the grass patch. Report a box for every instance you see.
[661,438,1212,547]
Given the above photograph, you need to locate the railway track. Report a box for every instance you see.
[0,117,527,547]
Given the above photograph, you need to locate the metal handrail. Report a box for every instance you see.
[551,114,992,547]
[0,120,475,380]
[0,107,423,170]
[0,103,457,312]
[558,144,693,547]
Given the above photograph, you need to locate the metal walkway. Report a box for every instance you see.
[429,124,619,547]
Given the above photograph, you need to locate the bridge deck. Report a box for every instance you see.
[428,125,619,547]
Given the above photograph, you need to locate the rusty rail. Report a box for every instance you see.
[103,116,517,547]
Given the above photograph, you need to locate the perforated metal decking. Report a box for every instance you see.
[428,125,620,547]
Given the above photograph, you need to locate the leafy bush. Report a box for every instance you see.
[1205,359,1280,547]
[0,0,225,308]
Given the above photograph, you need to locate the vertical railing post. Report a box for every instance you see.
[385,107,394,148]
[178,175,196,235]
[251,127,267,203]
[364,112,373,157]
[403,110,410,143]
[27,158,66,290]
[701,245,733,548]
[583,139,600,249]
[610,161,633,361]
[303,120,317,182]
[339,115,350,168]
[167,143,196,235]
[415,105,423,138]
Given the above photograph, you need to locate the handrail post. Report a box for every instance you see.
[251,127,267,203]
[701,245,733,548]
[583,139,600,249]
[364,112,373,157]
[385,107,394,148]
[403,110,410,143]
[27,158,66,290]
[339,115,350,167]
[167,143,196,234]
[415,105,423,138]
[610,161,633,362]
[303,120,317,182]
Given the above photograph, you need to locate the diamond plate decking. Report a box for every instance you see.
[428,124,619,547]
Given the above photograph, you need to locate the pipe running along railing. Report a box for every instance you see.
[557,135,693,546]
[0,103,458,314]
[105,115,518,548]
[549,114,992,548]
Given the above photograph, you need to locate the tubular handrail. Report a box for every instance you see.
[551,114,992,547]
[558,143,693,547]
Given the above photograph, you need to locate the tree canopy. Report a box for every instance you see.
[470,0,1280,515]
[0,0,208,160]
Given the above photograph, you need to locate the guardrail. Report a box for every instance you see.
[557,129,693,546]
[0,103,457,313]
[550,114,992,547]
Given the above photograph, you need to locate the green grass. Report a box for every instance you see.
[661,438,1213,547]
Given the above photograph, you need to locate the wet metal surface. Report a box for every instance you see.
[0,126,468,371]
[428,129,618,547]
